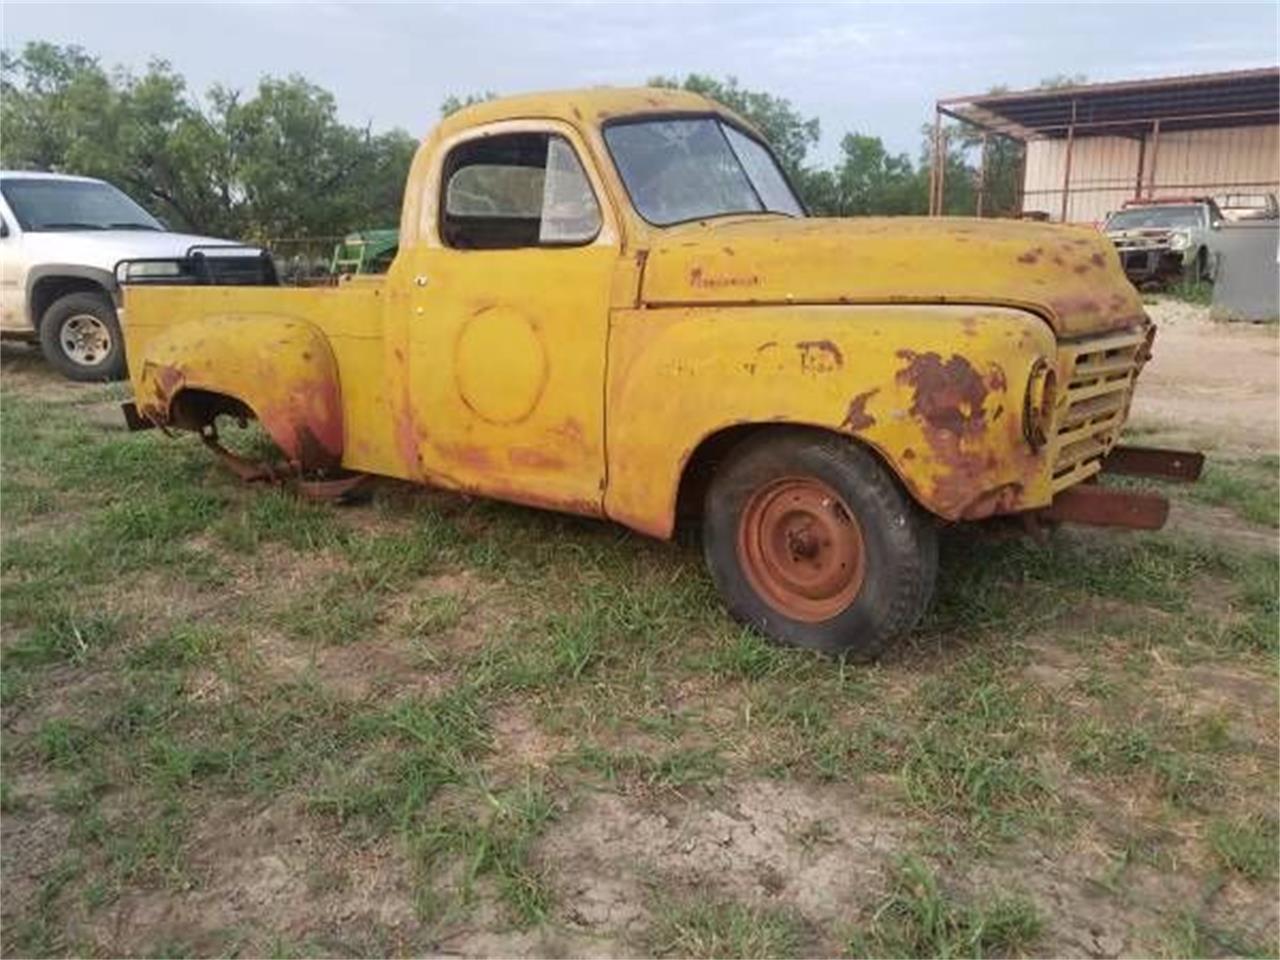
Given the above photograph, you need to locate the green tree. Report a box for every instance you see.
[831,134,927,216]
[0,43,417,240]
[646,73,820,180]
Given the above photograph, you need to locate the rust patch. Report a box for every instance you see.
[153,363,184,398]
[551,417,587,448]
[509,447,565,470]
[902,448,916,461]
[959,482,1024,520]
[895,351,988,438]
[840,389,878,432]
[797,340,844,374]
[987,364,1007,393]
[258,376,344,471]
[290,425,339,471]
[1090,252,1106,268]
[894,351,1043,519]
[1049,293,1102,320]
[437,443,494,471]
[394,407,422,475]
[1017,247,1042,265]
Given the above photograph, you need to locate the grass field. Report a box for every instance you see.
[2,345,1277,958]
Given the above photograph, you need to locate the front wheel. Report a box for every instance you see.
[39,291,126,382]
[702,431,938,659]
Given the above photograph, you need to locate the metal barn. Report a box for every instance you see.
[932,67,1280,224]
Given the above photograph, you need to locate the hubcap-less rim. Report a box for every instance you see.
[737,476,866,622]
[60,314,112,367]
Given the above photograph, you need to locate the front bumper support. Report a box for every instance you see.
[1040,485,1170,530]
[1099,445,1204,483]
[1037,444,1203,531]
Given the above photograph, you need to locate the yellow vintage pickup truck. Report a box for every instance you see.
[119,88,1200,657]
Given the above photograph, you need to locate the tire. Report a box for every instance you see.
[38,291,126,382]
[702,430,938,659]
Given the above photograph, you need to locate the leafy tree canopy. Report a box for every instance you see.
[2,45,1059,235]
[1,42,415,239]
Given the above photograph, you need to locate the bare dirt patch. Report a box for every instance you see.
[1131,299,1279,453]
[0,343,90,405]
[1166,499,1277,553]
[538,780,902,952]
[81,796,420,957]
[244,625,453,703]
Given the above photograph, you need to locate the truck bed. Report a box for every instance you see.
[122,279,403,477]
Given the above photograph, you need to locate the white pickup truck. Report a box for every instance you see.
[0,171,270,380]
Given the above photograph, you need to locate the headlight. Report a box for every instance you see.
[1169,232,1191,251]
[125,261,182,279]
[1024,359,1057,451]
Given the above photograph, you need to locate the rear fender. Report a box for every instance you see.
[135,314,343,470]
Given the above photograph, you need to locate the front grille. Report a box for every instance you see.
[1049,328,1148,492]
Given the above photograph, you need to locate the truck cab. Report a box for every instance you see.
[119,88,1194,657]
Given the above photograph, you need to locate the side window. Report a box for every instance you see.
[441,132,602,249]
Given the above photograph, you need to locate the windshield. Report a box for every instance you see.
[0,178,162,232]
[604,117,804,226]
[1106,206,1203,231]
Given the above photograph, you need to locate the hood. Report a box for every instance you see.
[19,230,255,276]
[641,216,1146,337]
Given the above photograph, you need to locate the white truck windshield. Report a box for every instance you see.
[0,178,162,232]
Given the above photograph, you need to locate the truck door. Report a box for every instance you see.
[0,204,27,333]
[399,121,618,513]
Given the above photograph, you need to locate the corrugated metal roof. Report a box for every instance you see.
[940,67,1279,139]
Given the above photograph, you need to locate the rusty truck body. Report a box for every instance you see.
[119,88,1200,657]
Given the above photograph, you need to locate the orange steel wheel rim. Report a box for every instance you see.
[737,476,866,623]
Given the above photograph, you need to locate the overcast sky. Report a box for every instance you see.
[4,2,1277,164]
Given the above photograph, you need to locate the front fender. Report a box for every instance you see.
[604,304,1059,538]
[135,314,343,470]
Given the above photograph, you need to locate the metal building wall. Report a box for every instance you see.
[1022,124,1280,224]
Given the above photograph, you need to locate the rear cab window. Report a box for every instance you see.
[440,133,602,249]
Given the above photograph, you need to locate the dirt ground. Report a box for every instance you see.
[1,297,1277,959]
[1131,300,1279,453]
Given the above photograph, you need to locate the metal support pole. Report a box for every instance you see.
[1134,133,1147,200]
[976,132,989,217]
[1146,119,1161,199]
[1059,99,1077,223]
[929,109,943,216]
[1014,138,1027,217]
[936,126,947,216]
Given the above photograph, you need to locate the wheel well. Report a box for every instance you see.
[673,423,914,541]
[31,276,111,329]
[168,388,256,432]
